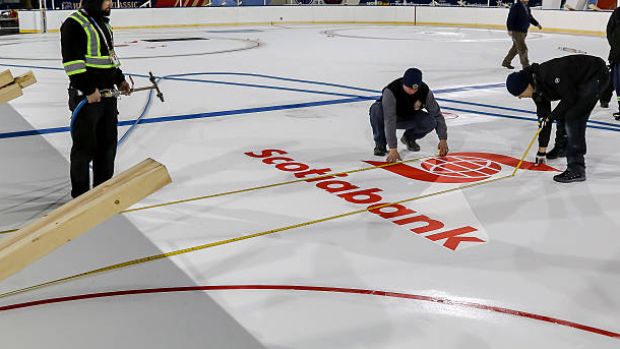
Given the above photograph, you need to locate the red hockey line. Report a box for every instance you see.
[0,285,618,339]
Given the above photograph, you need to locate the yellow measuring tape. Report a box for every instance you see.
[0,173,513,299]
[123,154,436,214]
[0,155,434,236]
[512,127,542,177]
[0,129,541,299]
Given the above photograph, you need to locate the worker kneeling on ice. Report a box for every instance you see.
[369,68,449,163]
[506,54,611,183]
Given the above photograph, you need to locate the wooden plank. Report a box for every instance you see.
[0,158,172,282]
[0,70,14,89]
[0,83,23,105]
[14,71,36,89]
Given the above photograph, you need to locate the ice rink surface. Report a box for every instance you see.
[0,23,619,348]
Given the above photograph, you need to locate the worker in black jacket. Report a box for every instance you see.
[502,0,542,70]
[369,68,449,163]
[608,8,620,120]
[506,55,610,183]
[60,0,130,198]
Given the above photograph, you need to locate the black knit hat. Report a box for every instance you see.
[81,0,104,17]
[403,68,423,88]
[506,71,529,96]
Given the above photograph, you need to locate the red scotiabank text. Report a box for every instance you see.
[245,149,487,251]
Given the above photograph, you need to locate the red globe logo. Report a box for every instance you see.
[365,152,559,184]
[420,156,502,179]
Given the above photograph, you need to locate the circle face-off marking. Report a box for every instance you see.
[0,37,259,60]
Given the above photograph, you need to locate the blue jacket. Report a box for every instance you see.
[506,1,539,33]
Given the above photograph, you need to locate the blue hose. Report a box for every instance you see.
[70,98,88,139]
[117,78,160,147]
[69,83,158,146]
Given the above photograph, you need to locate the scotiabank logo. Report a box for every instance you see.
[366,152,559,183]
[246,149,535,251]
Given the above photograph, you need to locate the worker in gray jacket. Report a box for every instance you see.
[369,68,449,163]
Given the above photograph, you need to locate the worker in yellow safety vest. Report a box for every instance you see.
[60,0,130,198]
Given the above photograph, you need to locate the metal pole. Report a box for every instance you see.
[39,0,44,33]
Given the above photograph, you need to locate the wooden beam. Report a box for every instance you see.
[0,83,23,105]
[0,70,14,89]
[14,71,37,89]
[0,70,37,105]
[0,158,172,282]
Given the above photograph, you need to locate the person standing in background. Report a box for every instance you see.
[502,0,542,70]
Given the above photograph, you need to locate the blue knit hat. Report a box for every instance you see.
[506,71,529,96]
[403,68,423,88]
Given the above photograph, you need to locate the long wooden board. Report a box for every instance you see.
[14,71,37,89]
[0,83,24,105]
[0,158,172,282]
[0,70,37,105]
[0,70,14,89]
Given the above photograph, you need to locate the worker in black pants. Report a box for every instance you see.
[61,0,130,198]
[607,7,620,119]
[506,55,610,183]
[69,99,119,197]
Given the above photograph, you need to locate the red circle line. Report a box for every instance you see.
[0,285,618,339]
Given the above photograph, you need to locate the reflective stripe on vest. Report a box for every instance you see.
[63,60,87,76]
[67,11,119,70]
[85,56,114,68]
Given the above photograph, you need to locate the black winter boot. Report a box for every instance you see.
[400,135,420,152]
[374,144,387,156]
[553,170,586,183]
[614,112,620,121]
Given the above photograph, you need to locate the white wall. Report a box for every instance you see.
[533,9,608,34]
[18,6,609,36]
[18,9,44,32]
